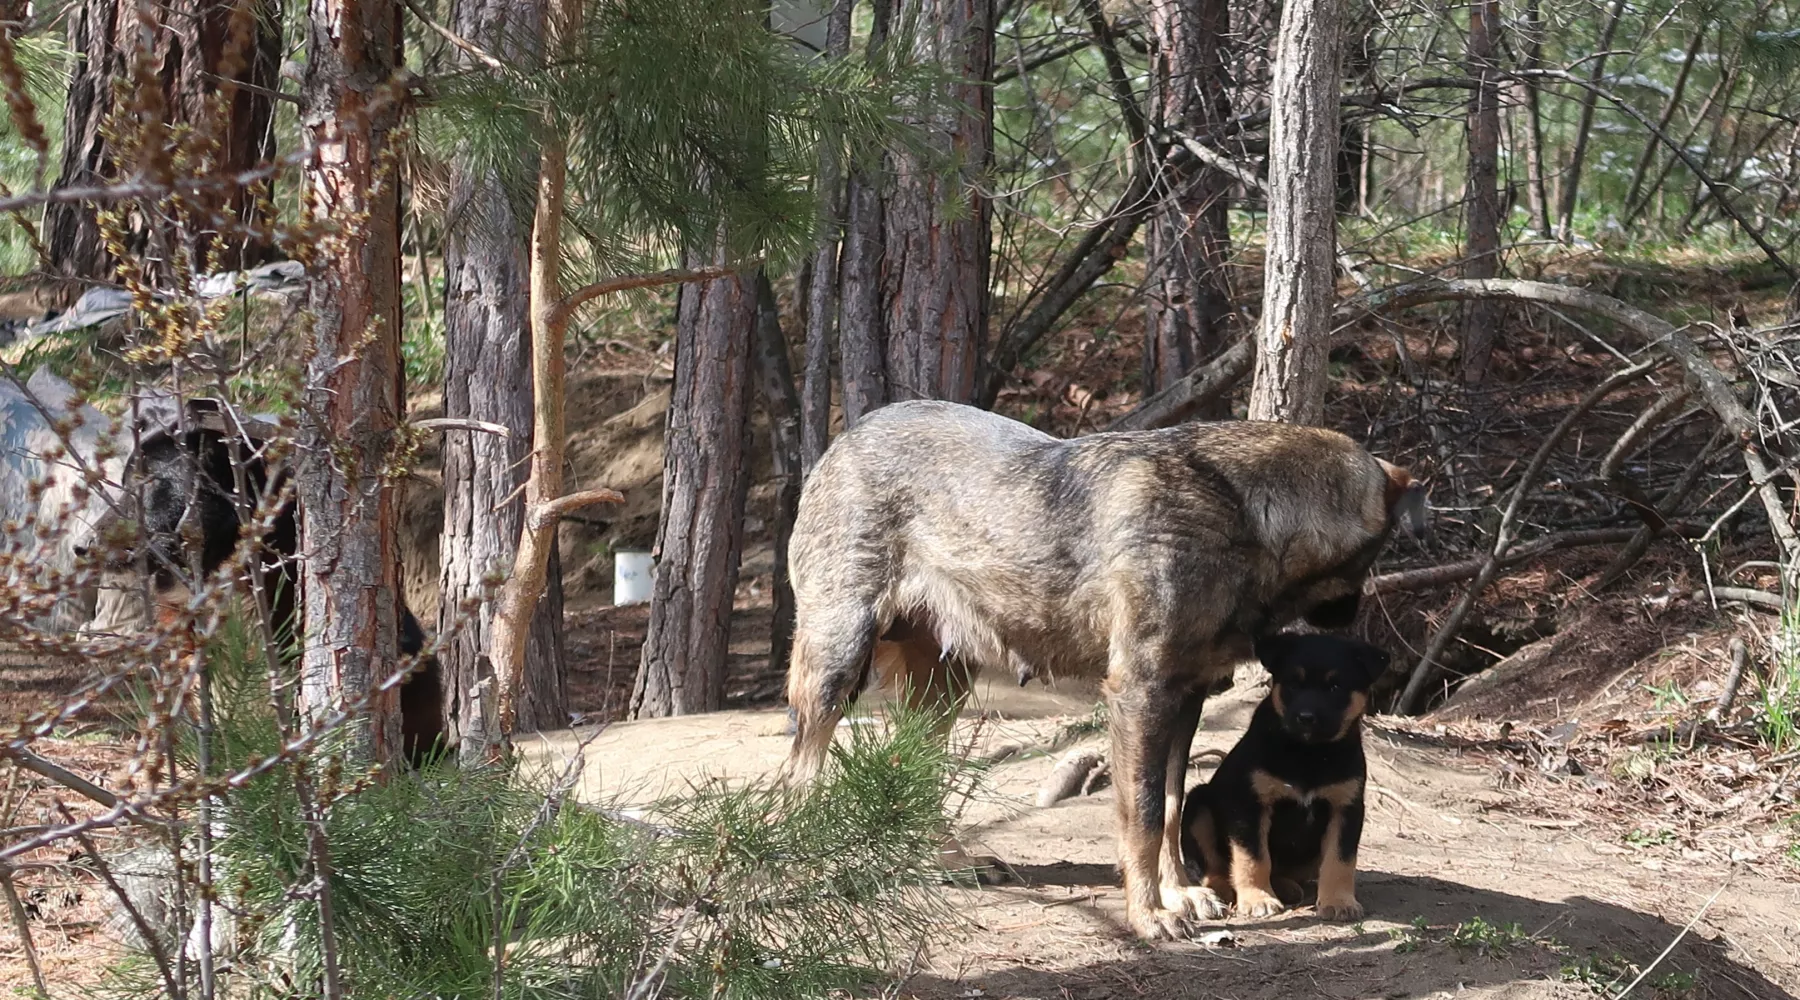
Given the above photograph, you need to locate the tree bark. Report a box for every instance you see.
[1515,0,1552,236]
[752,275,803,678]
[435,0,565,758]
[1142,0,1232,402]
[632,260,757,718]
[1246,0,1343,425]
[837,0,890,427]
[1459,0,1502,385]
[1620,16,1706,226]
[296,0,406,763]
[879,0,993,404]
[801,0,853,473]
[1553,0,1627,241]
[46,0,280,281]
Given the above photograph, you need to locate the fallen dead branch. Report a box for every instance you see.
[1396,357,1663,714]
[1365,524,1703,594]
[1036,748,1105,807]
[1699,587,1787,611]
[1344,277,1798,593]
[1708,639,1752,724]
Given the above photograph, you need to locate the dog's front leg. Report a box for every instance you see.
[1158,685,1228,920]
[1225,804,1284,918]
[1107,672,1192,942]
[1315,800,1365,920]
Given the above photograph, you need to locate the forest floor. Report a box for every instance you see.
[2,244,1797,995]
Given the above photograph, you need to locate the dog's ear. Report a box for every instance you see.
[1253,633,1300,672]
[1379,459,1431,539]
[1346,641,1392,689]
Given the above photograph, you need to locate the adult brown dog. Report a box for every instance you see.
[782,400,1424,941]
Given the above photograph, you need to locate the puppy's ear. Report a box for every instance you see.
[1347,641,1392,688]
[1254,633,1300,672]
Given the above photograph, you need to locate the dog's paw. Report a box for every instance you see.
[1162,885,1229,921]
[1126,902,1189,942]
[1234,889,1287,919]
[1315,897,1364,921]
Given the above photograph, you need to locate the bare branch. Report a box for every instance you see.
[1,746,119,808]
[411,417,512,438]
[526,488,625,531]
[1397,357,1662,713]
[553,265,745,327]
[399,0,507,71]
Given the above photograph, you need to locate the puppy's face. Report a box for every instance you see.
[1254,634,1390,743]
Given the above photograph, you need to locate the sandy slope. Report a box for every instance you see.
[525,668,1800,1000]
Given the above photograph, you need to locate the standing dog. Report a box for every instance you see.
[782,400,1424,941]
[1180,633,1387,922]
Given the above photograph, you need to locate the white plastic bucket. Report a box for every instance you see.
[613,550,655,606]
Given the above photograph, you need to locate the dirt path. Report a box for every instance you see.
[534,669,1800,1000]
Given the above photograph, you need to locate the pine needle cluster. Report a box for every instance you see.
[92,618,963,1000]
[418,0,951,276]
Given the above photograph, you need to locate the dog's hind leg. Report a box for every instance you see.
[1158,683,1228,920]
[1179,786,1234,905]
[884,621,1012,886]
[783,605,879,785]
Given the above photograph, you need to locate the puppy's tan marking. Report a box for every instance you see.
[1334,691,1369,741]
[1315,810,1362,921]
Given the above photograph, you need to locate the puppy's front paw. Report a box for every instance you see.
[1315,896,1364,921]
[1127,902,1189,942]
[1234,888,1286,919]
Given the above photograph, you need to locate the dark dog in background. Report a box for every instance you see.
[82,399,446,765]
[782,399,1426,941]
[1180,633,1388,921]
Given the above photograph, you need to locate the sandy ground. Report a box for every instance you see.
[521,669,1800,1000]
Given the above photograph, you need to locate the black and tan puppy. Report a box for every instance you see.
[1180,633,1388,921]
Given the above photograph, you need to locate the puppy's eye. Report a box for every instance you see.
[1329,683,1343,693]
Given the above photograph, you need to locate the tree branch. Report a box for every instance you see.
[0,746,118,808]
[980,170,1152,406]
[1397,358,1662,714]
[1512,67,1797,281]
[1340,276,1800,588]
[1106,337,1255,431]
[553,265,744,327]
[526,488,624,531]
[1365,525,1701,594]
[410,417,512,438]
[399,0,508,71]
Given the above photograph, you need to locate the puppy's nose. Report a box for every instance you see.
[1295,710,1318,726]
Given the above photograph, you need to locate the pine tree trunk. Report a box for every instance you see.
[752,275,802,678]
[838,170,888,424]
[1621,17,1706,226]
[296,0,405,763]
[1143,0,1231,401]
[1246,0,1342,426]
[1554,0,1627,241]
[45,0,280,281]
[800,0,853,471]
[1515,0,1552,237]
[880,0,993,404]
[837,0,890,427]
[632,260,756,718]
[436,0,566,756]
[1460,0,1502,385]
